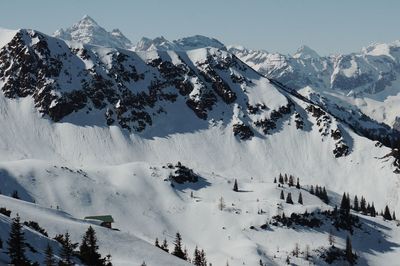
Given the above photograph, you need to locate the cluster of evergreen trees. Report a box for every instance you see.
[280,191,303,205]
[5,214,111,265]
[340,192,396,221]
[274,174,301,189]
[155,232,208,266]
[310,185,329,204]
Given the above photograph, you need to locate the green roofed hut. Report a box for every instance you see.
[84,215,114,229]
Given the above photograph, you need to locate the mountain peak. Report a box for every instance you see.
[174,35,226,50]
[293,45,320,59]
[79,15,98,25]
[53,15,132,49]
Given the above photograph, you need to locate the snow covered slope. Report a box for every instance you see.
[229,41,400,130]
[134,35,226,52]
[0,26,400,265]
[53,15,133,49]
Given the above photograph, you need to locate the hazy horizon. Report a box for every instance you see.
[1,0,399,55]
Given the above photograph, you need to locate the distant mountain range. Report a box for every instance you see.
[53,16,400,131]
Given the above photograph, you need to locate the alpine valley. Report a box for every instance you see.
[0,15,400,266]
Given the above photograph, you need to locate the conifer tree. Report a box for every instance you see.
[383,205,392,220]
[345,235,354,264]
[370,203,376,217]
[59,232,76,266]
[193,246,201,266]
[340,193,350,213]
[161,239,169,253]
[298,192,303,205]
[353,195,359,211]
[274,177,277,184]
[200,249,207,266]
[172,232,185,260]
[12,190,20,199]
[44,243,55,266]
[322,187,329,203]
[278,174,284,184]
[360,196,366,213]
[155,238,160,248]
[310,185,314,195]
[288,175,294,187]
[79,226,104,265]
[315,185,320,197]
[296,178,300,189]
[7,215,29,266]
[284,174,288,184]
[286,193,293,204]
[233,179,238,192]
[280,190,284,200]
[393,211,396,220]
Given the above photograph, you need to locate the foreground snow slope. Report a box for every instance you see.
[0,195,190,266]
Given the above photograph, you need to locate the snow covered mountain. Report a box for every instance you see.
[53,15,133,49]
[1,25,400,265]
[229,41,400,131]
[134,35,226,52]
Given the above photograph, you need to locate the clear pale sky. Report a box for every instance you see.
[1,0,399,55]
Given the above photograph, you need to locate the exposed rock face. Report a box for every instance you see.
[168,162,199,183]
[0,30,291,138]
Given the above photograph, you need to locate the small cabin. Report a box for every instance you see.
[84,215,114,229]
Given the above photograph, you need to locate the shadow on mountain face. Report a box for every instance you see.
[0,169,35,203]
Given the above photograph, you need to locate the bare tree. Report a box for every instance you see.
[218,197,225,211]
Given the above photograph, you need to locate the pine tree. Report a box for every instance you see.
[360,196,366,213]
[59,232,75,266]
[370,203,376,217]
[296,178,300,189]
[172,232,185,260]
[79,226,104,265]
[284,174,288,184]
[278,174,284,184]
[288,175,294,187]
[322,187,329,203]
[345,235,354,264]
[280,190,284,200]
[200,249,207,266]
[286,193,293,204]
[7,215,29,266]
[340,193,349,212]
[233,179,238,192]
[161,239,169,253]
[12,190,20,199]
[393,211,396,220]
[274,177,277,184]
[310,185,314,195]
[383,205,392,220]
[44,243,55,266]
[155,238,160,248]
[193,246,201,266]
[353,195,359,211]
[298,192,303,205]
[315,185,320,197]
